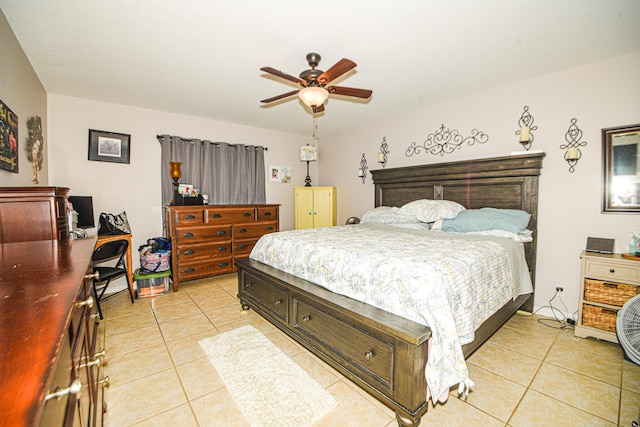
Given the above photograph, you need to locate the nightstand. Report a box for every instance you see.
[575,251,640,343]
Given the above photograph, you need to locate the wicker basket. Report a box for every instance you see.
[584,279,638,307]
[582,303,618,332]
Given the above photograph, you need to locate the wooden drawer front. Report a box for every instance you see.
[174,225,231,244]
[234,238,259,256]
[177,258,234,281]
[241,273,288,322]
[234,222,278,239]
[582,303,618,332]
[584,279,639,307]
[257,206,278,221]
[207,207,256,224]
[178,241,232,262]
[173,207,206,226]
[585,260,640,284]
[294,299,394,388]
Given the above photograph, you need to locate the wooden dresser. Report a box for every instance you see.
[165,204,279,291]
[0,238,106,427]
[0,186,70,242]
[575,251,640,343]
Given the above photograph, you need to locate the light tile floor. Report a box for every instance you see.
[100,274,640,426]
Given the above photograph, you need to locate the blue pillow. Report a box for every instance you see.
[441,208,531,234]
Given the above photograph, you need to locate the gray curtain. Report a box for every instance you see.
[158,135,266,208]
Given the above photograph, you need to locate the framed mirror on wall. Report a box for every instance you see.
[602,123,640,213]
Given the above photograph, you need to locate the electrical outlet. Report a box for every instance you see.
[555,285,564,294]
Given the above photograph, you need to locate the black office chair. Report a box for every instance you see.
[92,239,134,319]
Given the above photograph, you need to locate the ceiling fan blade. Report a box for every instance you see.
[327,86,373,99]
[260,90,300,103]
[317,58,357,85]
[312,104,325,114]
[260,67,306,85]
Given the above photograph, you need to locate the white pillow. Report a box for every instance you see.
[361,206,420,224]
[399,199,466,223]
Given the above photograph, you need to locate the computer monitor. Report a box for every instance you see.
[68,196,95,229]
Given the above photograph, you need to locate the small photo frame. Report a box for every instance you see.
[88,129,130,164]
[269,165,291,183]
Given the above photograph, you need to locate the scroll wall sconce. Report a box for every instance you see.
[358,153,368,184]
[560,118,587,173]
[515,105,537,150]
[378,136,389,168]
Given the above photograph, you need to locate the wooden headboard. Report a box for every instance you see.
[370,153,545,311]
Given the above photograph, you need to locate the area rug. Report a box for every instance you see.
[199,324,337,427]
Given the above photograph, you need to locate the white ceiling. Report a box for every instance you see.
[1,0,639,137]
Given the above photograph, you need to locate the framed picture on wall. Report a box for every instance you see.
[88,129,130,164]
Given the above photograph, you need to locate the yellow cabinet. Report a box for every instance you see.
[295,186,336,229]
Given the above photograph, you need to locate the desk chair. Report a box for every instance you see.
[92,239,134,319]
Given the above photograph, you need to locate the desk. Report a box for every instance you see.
[96,233,134,296]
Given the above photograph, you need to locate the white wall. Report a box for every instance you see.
[47,96,310,290]
[320,51,640,317]
[0,9,48,186]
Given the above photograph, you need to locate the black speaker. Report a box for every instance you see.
[586,237,615,254]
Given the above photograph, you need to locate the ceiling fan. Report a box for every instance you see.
[260,53,373,113]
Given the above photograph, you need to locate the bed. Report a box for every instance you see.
[236,153,545,427]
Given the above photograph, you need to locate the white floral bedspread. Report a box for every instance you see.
[249,223,532,402]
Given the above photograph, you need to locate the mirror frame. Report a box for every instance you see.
[602,123,640,213]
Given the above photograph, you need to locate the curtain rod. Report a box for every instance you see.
[156,135,267,151]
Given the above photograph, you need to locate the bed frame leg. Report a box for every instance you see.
[396,412,421,427]
[240,302,250,311]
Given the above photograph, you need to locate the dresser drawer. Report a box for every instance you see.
[234,238,259,256]
[176,258,234,281]
[177,241,232,262]
[584,279,639,307]
[581,303,618,332]
[174,225,231,244]
[206,207,256,224]
[584,259,640,284]
[257,206,278,221]
[294,299,394,390]
[172,207,207,226]
[234,222,278,239]
[240,272,288,322]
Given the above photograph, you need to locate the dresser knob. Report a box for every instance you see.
[364,351,373,360]
[246,282,252,287]
[609,268,615,273]
[274,299,282,305]
[302,315,311,322]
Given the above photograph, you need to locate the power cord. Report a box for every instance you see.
[532,288,575,330]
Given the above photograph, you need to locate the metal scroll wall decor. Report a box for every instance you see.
[378,136,389,168]
[515,105,537,150]
[560,118,587,173]
[358,153,368,184]
[405,124,488,157]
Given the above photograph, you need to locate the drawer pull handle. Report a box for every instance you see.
[243,212,252,217]
[185,268,195,273]
[77,296,94,308]
[603,282,618,289]
[302,315,311,322]
[45,378,82,401]
[246,282,252,287]
[274,299,282,305]
[218,246,227,251]
[266,226,274,231]
[212,213,222,218]
[364,351,373,361]
[239,228,247,233]
[239,244,248,249]
[609,268,615,273]
[264,212,272,216]
[184,250,195,255]
[601,308,617,316]
[217,230,227,235]
[219,262,228,267]
[85,272,99,280]
[185,215,196,220]
[183,232,194,237]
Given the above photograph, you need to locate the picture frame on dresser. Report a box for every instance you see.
[88,129,131,164]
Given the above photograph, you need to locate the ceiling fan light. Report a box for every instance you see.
[298,87,329,107]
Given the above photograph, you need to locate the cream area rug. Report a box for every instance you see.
[199,325,337,427]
